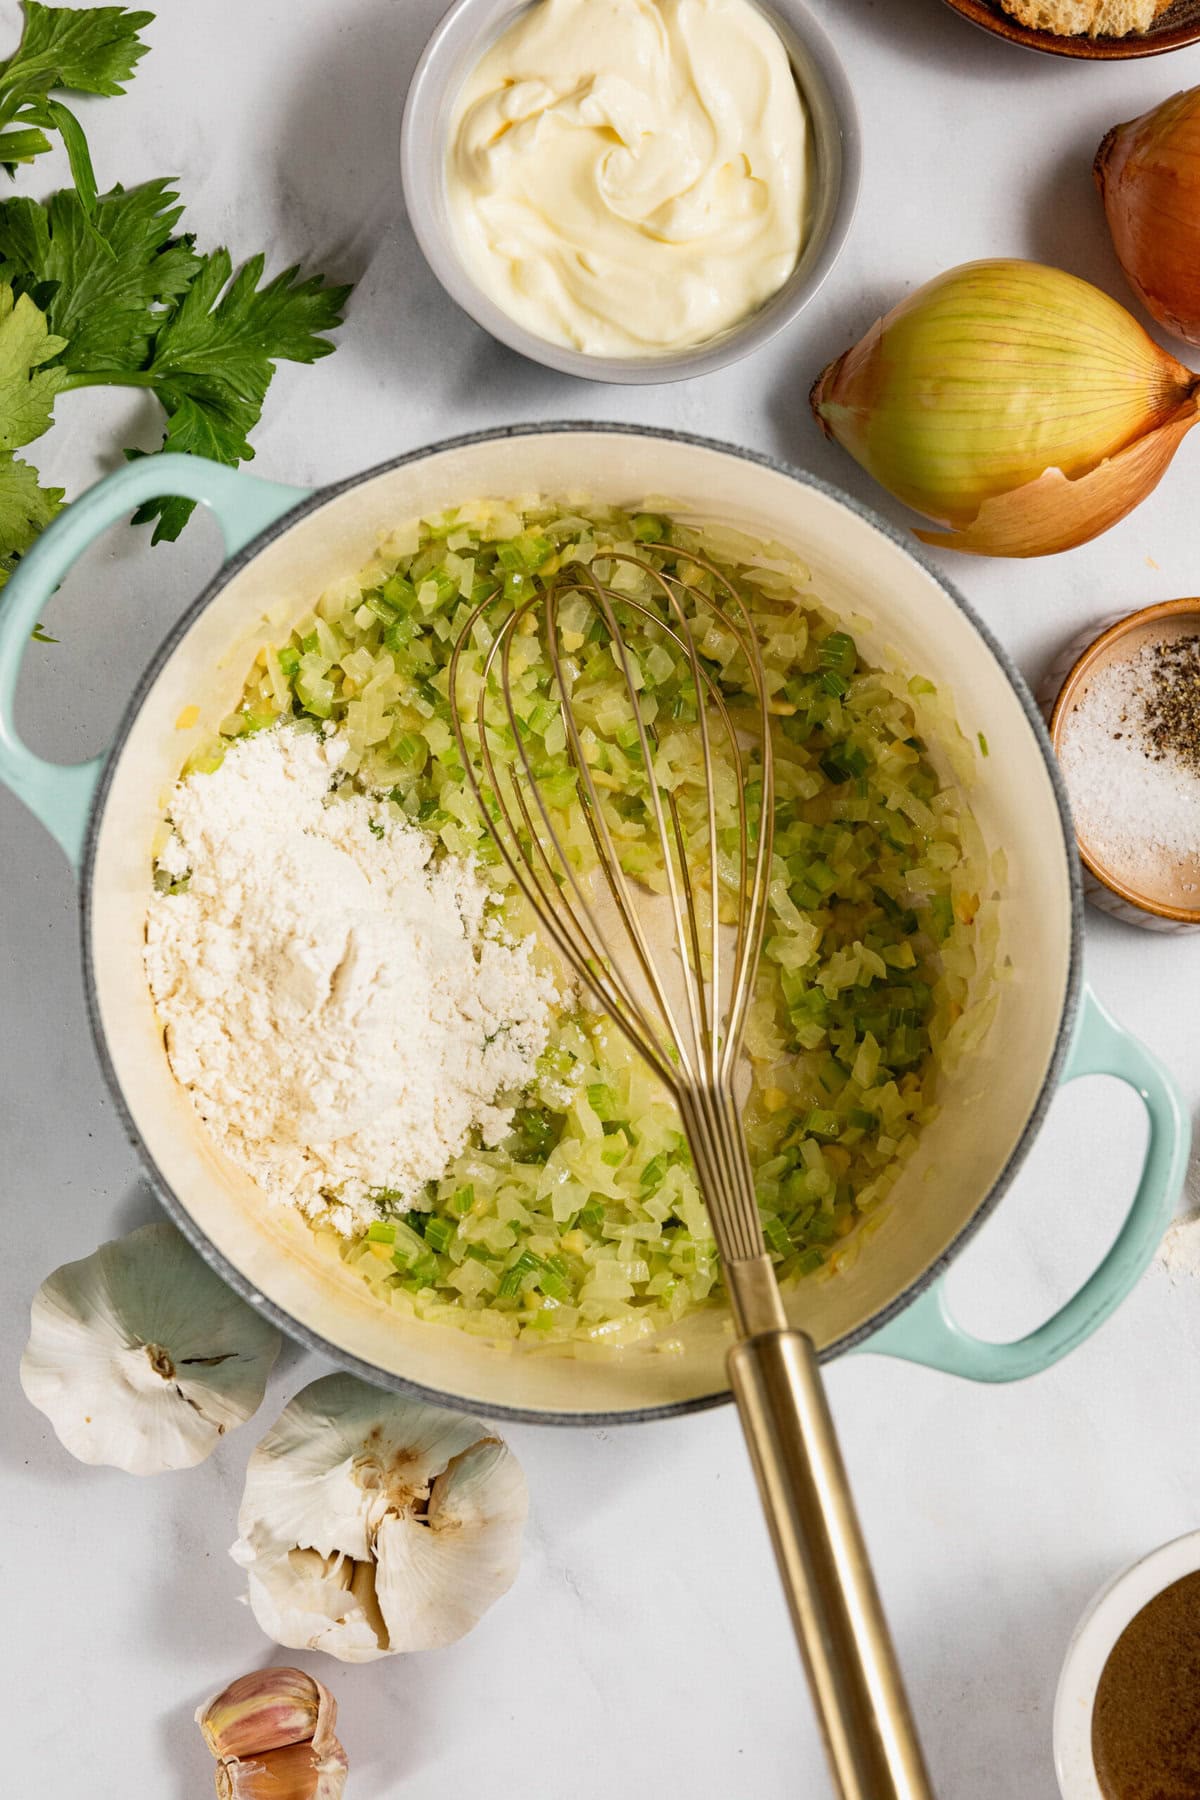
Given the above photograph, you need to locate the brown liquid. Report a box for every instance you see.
[1092,1569,1200,1800]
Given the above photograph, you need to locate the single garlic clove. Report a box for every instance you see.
[235,1546,392,1666]
[374,1435,528,1651]
[198,1665,347,1799]
[811,258,1200,557]
[214,1736,348,1800]
[197,1666,330,1761]
[232,1372,528,1661]
[20,1221,280,1475]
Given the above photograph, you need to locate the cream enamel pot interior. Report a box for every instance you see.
[0,427,1188,1423]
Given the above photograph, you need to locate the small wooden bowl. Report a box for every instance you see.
[942,0,1200,59]
[1049,598,1200,928]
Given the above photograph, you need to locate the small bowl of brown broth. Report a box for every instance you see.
[1055,1532,1200,1798]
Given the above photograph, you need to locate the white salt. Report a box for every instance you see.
[1058,644,1200,888]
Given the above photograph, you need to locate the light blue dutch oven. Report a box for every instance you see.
[0,427,1189,1421]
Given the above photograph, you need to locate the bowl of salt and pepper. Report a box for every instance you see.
[1048,599,1200,928]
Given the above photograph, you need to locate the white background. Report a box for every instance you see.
[3,2,1200,1795]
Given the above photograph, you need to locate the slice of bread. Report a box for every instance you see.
[998,0,1173,35]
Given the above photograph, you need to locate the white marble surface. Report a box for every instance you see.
[3,2,1200,1795]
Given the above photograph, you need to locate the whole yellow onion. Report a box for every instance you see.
[810,259,1200,558]
[1097,88,1200,347]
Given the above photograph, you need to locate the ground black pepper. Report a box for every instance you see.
[1140,634,1200,776]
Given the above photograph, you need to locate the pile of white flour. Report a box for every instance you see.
[145,724,556,1234]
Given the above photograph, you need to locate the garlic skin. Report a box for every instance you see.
[20,1221,280,1475]
[216,1737,348,1800]
[232,1373,528,1661]
[1097,88,1200,347]
[197,1666,347,1800]
[811,259,1200,557]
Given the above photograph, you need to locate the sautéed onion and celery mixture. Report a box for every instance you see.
[171,504,996,1350]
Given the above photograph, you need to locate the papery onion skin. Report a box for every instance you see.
[1097,88,1200,347]
[811,259,1200,557]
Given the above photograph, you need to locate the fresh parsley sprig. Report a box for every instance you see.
[126,249,352,540]
[0,3,151,207]
[0,3,351,587]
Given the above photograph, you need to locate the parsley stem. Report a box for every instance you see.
[57,370,159,391]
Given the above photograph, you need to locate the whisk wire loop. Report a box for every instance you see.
[545,566,710,1088]
[461,594,679,1092]
[450,548,775,1270]
[648,552,776,1078]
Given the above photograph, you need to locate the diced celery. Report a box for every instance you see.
[496,534,553,574]
[764,1217,792,1260]
[223,503,984,1343]
[639,1153,668,1191]
[819,631,857,676]
[805,1108,841,1141]
[424,1217,453,1253]
[586,1083,618,1121]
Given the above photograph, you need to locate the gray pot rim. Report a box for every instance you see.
[80,422,1084,1428]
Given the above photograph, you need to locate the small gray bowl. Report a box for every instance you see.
[400,0,862,384]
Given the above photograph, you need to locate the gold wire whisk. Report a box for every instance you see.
[449,544,934,1800]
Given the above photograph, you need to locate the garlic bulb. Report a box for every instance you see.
[197,1666,347,1799]
[232,1373,528,1661]
[811,259,1200,557]
[20,1221,280,1475]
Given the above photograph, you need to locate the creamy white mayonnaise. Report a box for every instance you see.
[446,0,809,357]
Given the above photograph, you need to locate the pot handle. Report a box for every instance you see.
[860,984,1188,1382]
[0,454,310,867]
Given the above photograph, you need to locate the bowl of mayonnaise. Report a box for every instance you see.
[401,0,861,383]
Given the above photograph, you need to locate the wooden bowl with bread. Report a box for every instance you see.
[941,0,1200,58]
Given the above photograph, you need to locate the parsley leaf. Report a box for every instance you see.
[0,186,350,547]
[0,181,201,370]
[130,248,351,540]
[0,9,352,588]
[0,2,152,97]
[0,4,152,189]
[150,250,353,394]
[0,450,63,587]
[0,279,66,448]
[0,4,153,110]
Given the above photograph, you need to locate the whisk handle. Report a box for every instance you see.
[728,1328,935,1800]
